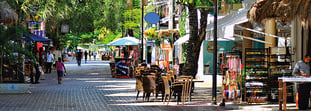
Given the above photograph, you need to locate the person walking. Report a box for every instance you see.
[89,50,92,60]
[56,57,66,84]
[34,61,41,84]
[76,50,82,66]
[45,51,54,73]
[72,51,76,61]
[30,60,35,84]
[84,50,88,63]
[93,51,97,60]
[293,55,311,110]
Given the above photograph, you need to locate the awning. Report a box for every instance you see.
[174,34,189,45]
[23,33,50,41]
[206,8,249,40]
[174,34,233,45]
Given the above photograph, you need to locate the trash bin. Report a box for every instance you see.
[204,64,210,74]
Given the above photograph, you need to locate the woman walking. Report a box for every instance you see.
[56,57,66,84]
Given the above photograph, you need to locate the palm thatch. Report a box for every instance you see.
[248,0,311,24]
[247,0,281,22]
[156,29,180,38]
[0,1,18,25]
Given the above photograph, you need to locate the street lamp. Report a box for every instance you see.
[212,0,218,105]
[141,0,144,63]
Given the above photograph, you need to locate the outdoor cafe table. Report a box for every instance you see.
[278,77,311,111]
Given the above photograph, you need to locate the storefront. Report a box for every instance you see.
[107,37,140,78]
[201,0,297,104]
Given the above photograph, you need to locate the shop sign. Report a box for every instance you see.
[206,41,220,53]
[277,30,290,37]
[144,12,160,24]
[26,5,44,24]
[61,24,70,33]
[161,44,171,50]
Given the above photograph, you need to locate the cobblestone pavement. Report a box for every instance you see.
[0,58,296,111]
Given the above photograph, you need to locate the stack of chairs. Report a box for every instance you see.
[135,65,194,104]
[161,76,171,104]
[168,75,193,105]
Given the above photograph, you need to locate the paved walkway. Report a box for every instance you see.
[0,58,299,111]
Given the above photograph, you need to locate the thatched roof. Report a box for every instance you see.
[0,1,18,25]
[156,29,179,38]
[248,0,311,24]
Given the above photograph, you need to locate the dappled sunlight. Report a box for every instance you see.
[95,85,135,89]
[98,88,133,91]
[89,72,100,75]
[75,78,106,80]
[109,101,179,106]
[65,64,109,66]
[84,80,136,83]
[60,61,222,109]
[104,92,137,97]
[98,87,133,91]
[108,99,217,106]
[77,64,109,66]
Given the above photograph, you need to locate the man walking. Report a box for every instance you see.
[84,50,88,63]
[76,50,82,66]
[93,51,97,60]
[89,50,92,60]
[293,55,311,110]
[45,51,54,73]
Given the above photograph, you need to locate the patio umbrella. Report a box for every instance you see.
[23,33,51,41]
[97,44,107,47]
[77,46,84,50]
[106,36,140,46]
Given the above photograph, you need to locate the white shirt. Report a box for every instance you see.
[293,60,310,77]
[46,53,54,63]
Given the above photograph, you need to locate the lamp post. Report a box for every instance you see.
[212,0,218,105]
[141,0,144,63]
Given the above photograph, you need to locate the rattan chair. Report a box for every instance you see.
[135,76,144,100]
[142,75,156,101]
[168,75,193,105]
[179,75,193,103]
[161,76,171,104]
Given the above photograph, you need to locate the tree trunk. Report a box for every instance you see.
[183,6,209,78]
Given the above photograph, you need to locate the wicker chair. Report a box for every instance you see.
[136,76,144,100]
[168,75,193,105]
[161,76,171,104]
[142,75,156,101]
[178,75,193,103]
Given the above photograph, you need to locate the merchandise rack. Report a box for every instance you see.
[268,47,293,102]
[222,50,242,102]
[244,48,269,103]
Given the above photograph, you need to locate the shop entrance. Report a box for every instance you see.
[147,46,152,64]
